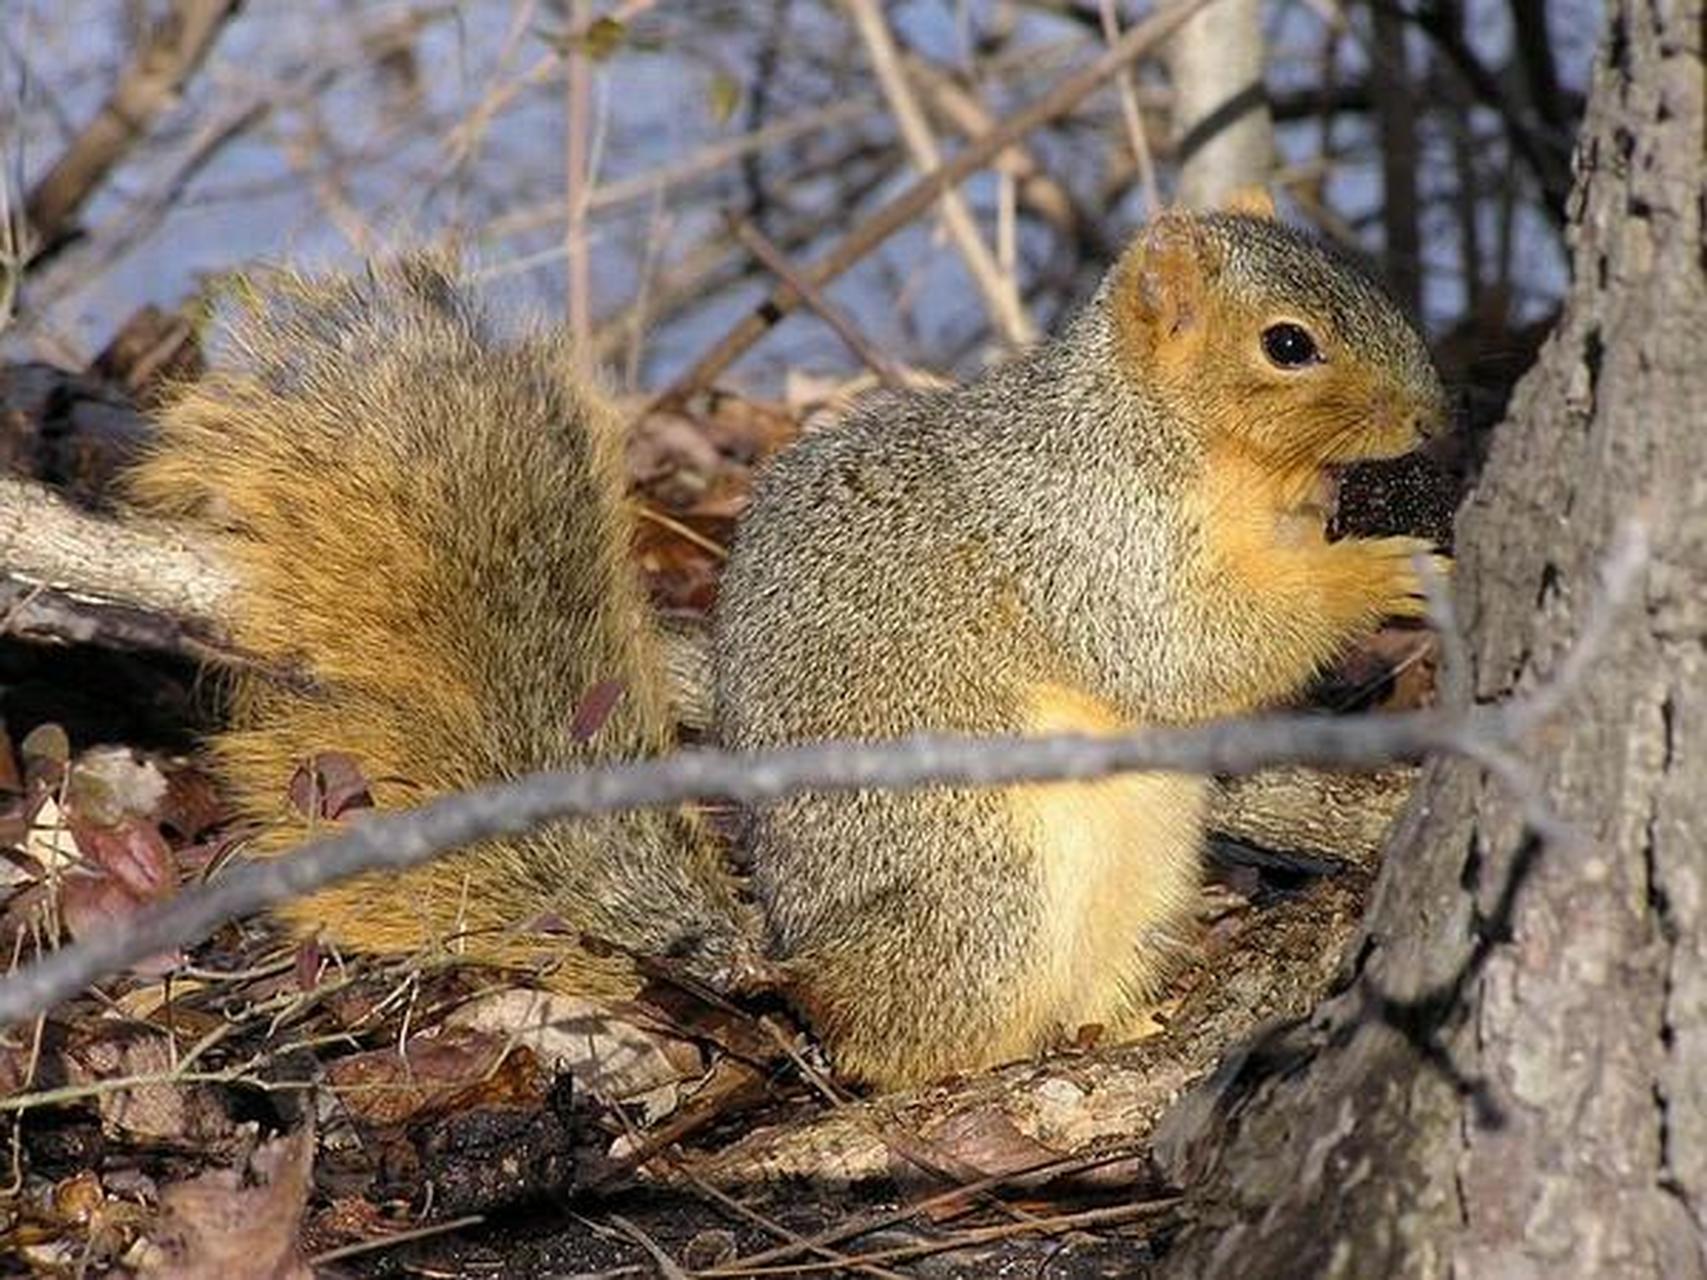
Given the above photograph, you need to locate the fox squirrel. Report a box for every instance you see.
[129,195,1447,1090]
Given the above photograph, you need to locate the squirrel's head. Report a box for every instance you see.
[1106,193,1447,468]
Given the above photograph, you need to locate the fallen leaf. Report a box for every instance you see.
[158,765,227,842]
[65,817,173,901]
[143,1126,314,1280]
[0,720,21,793]
[326,1026,546,1128]
[444,988,705,1114]
[287,752,373,821]
[67,1025,236,1146]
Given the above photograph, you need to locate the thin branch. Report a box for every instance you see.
[653,0,1217,405]
[1098,0,1162,213]
[723,212,908,388]
[899,50,1103,253]
[22,0,240,262]
[482,99,876,239]
[842,0,1036,346]
[0,515,1648,1028]
[564,0,593,337]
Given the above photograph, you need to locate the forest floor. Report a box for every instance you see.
[0,324,1461,1278]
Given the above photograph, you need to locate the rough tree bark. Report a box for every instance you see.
[1152,1,1706,1275]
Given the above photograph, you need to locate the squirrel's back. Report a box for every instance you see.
[132,259,752,995]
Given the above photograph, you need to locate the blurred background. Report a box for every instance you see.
[2,0,1597,395]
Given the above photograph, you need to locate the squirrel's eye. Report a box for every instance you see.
[1261,323,1322,369]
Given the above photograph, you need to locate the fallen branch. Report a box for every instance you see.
[0,475,234,623]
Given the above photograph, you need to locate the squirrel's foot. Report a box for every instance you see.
[1338,535,1452,620]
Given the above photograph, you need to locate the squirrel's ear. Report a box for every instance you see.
[1126,214,1218,337]
[1220,185,1277,219]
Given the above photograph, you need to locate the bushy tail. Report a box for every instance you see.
[131,259,752,997]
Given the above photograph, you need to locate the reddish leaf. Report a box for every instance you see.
[294,937,322,992]
[67,817,174,900]
[326,1027,546,1128]
[158,766,227,842]
[58,874,181,974]
[287,752,373,821]
[0,720,21,794]
[569,679,625,742]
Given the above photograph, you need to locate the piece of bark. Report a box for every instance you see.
[1212,766,1416,868]
[0,476,234,624]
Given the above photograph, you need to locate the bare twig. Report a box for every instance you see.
[606,1215,691,1280]
[724,213,908,388]
[900,52,1098,250]
[565,0,594,337]
[704,1198,1180,1276]
[842,0,1035,346]
[22,0,240,261]
[0,516,1649,1029]
[1099,0,1163,212]
[706,1146,1148,1275]
[485,100,878,240]
[655,0,1217,405]
[308,1215,486,1267]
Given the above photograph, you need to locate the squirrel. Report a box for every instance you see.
[128,193,1447,1091]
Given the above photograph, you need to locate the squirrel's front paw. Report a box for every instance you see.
[1353,536,1452,619]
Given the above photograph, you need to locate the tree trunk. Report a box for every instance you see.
[1163,0,1276,206]
[1152,1,1707,1275]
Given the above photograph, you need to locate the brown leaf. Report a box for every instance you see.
[0,719,21,794]
[48,1170,105,1225]
[302,1195,393,1259]
[893,1106,1065,1217]
[326,1027,546,1128]
[66,817,174,901]
[569,679,626,742]
[293,937,322,993]
[158,765,227,842]
[143,1127,314,1280]
[287,752,373,821]
[698,389,800,463]
[20,722,69,791]
[54,813,179,970]
[65,1025,236,1146]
